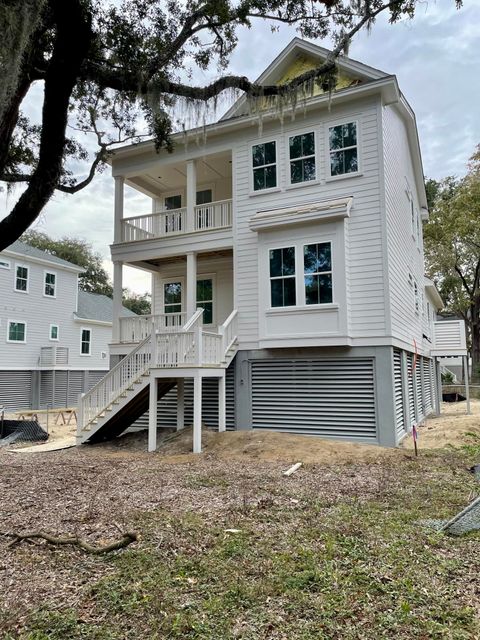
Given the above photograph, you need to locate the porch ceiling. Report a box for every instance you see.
[128,249,233,271]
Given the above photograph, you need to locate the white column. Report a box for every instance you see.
[464,355,471,415]
[114,176,124,243]
[218,374,226,433]
[112,261,123,342]
[177,378,184,431]
[148,376,158,452]
[186,160,196,233]
[186,251,197,319]
[193,374,202,453]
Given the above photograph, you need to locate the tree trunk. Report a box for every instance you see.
[470,298,480,382]
[0,0,92,251]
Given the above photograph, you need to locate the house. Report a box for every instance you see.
[0,241,136,412]
[77,38,467,451]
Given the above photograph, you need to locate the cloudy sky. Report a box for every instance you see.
[1,1,479,293]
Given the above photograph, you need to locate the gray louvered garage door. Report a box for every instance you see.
[87,370,108,391]
[251,358,377,441]
[423,358,433,415]
[415,358,424,421]
[431,359,438,411]
[393,350,406,438]
[0,371,32,411]
[67,371,85,406]
[406,353,415,426]
[40,371,53,408]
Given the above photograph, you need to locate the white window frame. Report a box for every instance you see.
[162,191,183,211]
[80,327,91,356]
[268,244,297,309]
[0,258,10,270]
[250,138,280,195]
[7,319,27,343]
[162,278,185,317]
[44,270,57,298]
[325,119,360,181]
[196,274,215,326]
[303,241,334,306]
[287,130,317,187]
[49,324,59,341]
[14,263,29,293]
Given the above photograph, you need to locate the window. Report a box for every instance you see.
[328,122,358,176]
[410,198,415,235]
[252,141,277,191]
[164,194,182,210]
[197,279,213,324]
[15,265,28,292]
[80,328,91,355]
[44,271,56,297]
[304,242,333,305]
[7,321,26,343]
[269,247,296,307]
[289,132,316,184]
[50,324,59,341]
[164,282,182,315]
[414,281,419,313]
[196,189,212,205]
[0,259,10,269]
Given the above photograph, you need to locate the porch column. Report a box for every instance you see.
[186,160,196,233]
[193,374,202,453]
[148,376,158,452]
[177,378,184,431]
[464,355,471,415]
[112,261,123,342]
[218,373,226,433]
[114,176,124,243]
[186,251,197,319]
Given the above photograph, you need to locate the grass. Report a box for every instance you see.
[4,448,480,640]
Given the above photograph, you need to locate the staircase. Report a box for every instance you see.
[77,309,238,444]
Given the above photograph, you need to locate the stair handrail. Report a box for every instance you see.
[79,333,152,430]
[219,309,238,357]
[182,308,204,331]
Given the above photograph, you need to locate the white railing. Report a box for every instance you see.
[202,332,223,364]
[219,309,238,357]
[119,313,186,343]
[120,199,232,242]
[155,332,196,367]
[39,346,69,366]
[79,334,151,430]
[432,320,468,356]
[194,199,232,231]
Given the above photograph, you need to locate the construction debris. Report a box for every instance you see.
[422,495,480,536]
[283,462,302,476]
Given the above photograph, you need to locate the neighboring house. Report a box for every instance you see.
[0,241,136,412]
[77,38,467,451]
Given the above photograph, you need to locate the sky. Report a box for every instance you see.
[1,1,479,294]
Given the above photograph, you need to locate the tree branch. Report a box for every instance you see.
[454,263,473,299]
[3,530,138,554]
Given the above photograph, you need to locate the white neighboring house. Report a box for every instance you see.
[76,38,467,451]
[0,241,136,412]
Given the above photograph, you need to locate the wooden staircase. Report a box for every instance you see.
[77,309,238,445]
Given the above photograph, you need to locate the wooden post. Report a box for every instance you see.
[193,374,202,453]
[186,160,196,233]
[114,176,124,243]
[112,261,123,343]
[148,375,158,452]
[218,374,226,433]
[464,355,471,415]
[177,378,184,431]
[186,251,197,319]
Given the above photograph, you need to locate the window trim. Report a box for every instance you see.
[268,244,298,309]
[43,270,57,298]
[162,278,184,316]
[250,137,280,195]
[7,319,27,344]
[196,274,216,326]
[325,119,361,181]
[80,327,92,356]
[287,130,318,187]
[303,241,334,306]
[49,324,59,341]
[14,263,29,294]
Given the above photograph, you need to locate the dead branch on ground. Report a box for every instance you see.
[2,530,138,554]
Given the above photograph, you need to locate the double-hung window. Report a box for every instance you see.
[328,122,358,176]
[196,279,213,324]
[289,132,316,184]
[15,265,28,292]
[164,282,182,316]
[80,328,91,355]
[44,271,56,297]
[304,243,333,304]
[8,321,26,343]
[269,247,296,307]
[252,141,277,191]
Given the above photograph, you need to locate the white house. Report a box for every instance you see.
[0,241,136,412]
[76,38,467,451]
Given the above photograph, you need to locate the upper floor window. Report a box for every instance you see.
[270,246,296,307]
[196,189,212,205]
[252,141,277,191]
[328,122,358,177]
[164,194,182,210]
[414,281,419,313]
[50,324,59,340]
[197,278,213,324]
[15,265,28,292]
[0,259,10,270]
[80,328,91,355]
[8,321,26,343]
[44,271,56,297]
[289,132,315,184]
[304,242,333,305]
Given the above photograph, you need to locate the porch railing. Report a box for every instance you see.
[120,199,232,242]
[119,313,186,343]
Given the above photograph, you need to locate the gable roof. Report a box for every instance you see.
[221,37,388,121]
[2,241,84,272]
[76,290,137,323]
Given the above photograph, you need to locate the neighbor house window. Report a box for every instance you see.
[164,282,182,315]
[80,328,91,355]
[50,324,59,340]
[269,247,296,307]
[197,279,213,324]
[15,265,28,292]
[289,132,316,184]
[8,321,26,342]
[304,242,333,305]
[44,271,56,297]
[328,122,358,176]
[252,141,277,191]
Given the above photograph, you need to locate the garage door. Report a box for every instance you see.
[0,371,32,411]
[394,350,406,438]
[251,358,377,441]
